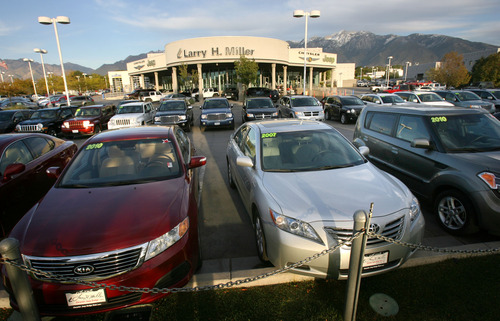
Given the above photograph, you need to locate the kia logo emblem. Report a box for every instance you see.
[74,264,95,276]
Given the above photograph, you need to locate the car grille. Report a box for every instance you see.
[324,216,405,247]
[159,115,179,123]
[206,113,227,121]
[254,113,274,119]
[303,111,321,117]
[115,119,131,126]
[67,121,84,129]
[23,244,147,283]
[17,125,41,132]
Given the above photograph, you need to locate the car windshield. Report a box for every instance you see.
[381,95,405,104]
[203,100,228,109]
[75,108,100,117]
[158,101,186,111]
[489,90,500,99]
[417,93,444,102]
[247,99,273,108]
[454,91,481,101]
[0,112,14,121]
[290,97,320,107]
[31,110,58,119]
[117,104,143,114]
[431,113,500,152]
[341,97,364,106]
[59,138,182,188]
[260,129,365,171]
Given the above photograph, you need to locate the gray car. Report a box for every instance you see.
[435,90,495,113]
[276,95,324,120]
[226,119,424,279]
[353,104,500,235]
[468,89,500,112]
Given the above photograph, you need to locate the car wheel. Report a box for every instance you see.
[227,161,236,189]
[94,125,101,134]
[325,110,331,120]
[340,113,348,124]
[434,190,479,235]
[254,212,269,262]
[185,121,191,132]
[47,128,57,136]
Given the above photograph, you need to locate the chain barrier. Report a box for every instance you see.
[1,230,498,295]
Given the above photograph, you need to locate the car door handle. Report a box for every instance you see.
[391,147,399,155]
[34,165,45,173]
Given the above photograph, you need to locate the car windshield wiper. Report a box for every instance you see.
[60,184,91,188]
[315,164,356,170]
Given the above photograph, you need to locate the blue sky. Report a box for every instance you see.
[1,0,499,69]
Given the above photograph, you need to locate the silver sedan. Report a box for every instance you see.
[226,119,425,279]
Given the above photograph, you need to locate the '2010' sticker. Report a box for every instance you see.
[431,116,447,123]
[86,143,103,150]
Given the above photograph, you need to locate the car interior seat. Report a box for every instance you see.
[99,145,137,178]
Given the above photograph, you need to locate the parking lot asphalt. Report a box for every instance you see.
[2,92,500,317]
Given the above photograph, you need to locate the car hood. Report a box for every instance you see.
[201,108,230,114]
[15,178,186,257]
[19,118,54,125]
[246,108,277,113]
[291,106,323,111]
[67,116,100,121]
[262,163,411,222]
[448,151,500,171]
[112,113,143,119]
[156,110,186,116]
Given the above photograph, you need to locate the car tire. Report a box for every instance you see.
[253,212,269,262]
[94,125,101,134]
[47,128,57,137]
[340,113,348,124]
[227,161,236,189]
[434,190,479,235]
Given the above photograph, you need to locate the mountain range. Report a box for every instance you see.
[2,31,498,80]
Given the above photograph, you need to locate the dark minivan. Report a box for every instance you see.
[353,104,500,236]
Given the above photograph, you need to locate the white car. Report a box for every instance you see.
[108,102,155,129]
[139,90,166,103]
[395,91,455,107]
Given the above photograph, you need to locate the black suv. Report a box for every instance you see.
[353,104,500,236]
[242,97,277,122]
[0,109,33,133]
[154,99,194,131]
[320,95,365,124]
[246,87,280,102]
[15,107,77,137]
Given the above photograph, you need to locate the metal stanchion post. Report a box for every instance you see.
[0,238,40,321]
[344,209,371,321]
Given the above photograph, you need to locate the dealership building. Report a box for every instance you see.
[108,36,355,96]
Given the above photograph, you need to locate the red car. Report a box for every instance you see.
[0,133,77,236]
[61,105,116,137]
[4,126,206,316]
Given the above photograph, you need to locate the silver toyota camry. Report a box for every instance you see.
[226,119,425,279]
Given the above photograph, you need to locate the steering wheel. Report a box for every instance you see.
[312,150,337,163]
[469,135,489,144]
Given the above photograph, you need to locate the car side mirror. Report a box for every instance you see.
[358,145,370,156]
[2,163,25,182]
[411,138,432,149]
[46,166,62,179]
[230,104,234,108]
[236,155,253,168]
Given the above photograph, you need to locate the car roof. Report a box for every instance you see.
[86,126,175,144]
[249,119,332,134]
[0,133,59,146]
[362,104,489,116]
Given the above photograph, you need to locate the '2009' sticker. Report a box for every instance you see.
[86,143,103,150]
[431,116,447,123]
[261,133,277,138]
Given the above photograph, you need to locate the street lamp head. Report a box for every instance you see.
[310,10,321,18]
[293,10,305,17]
[56,16,70,24]
[38,16,53,25]
[388,56,393,60]
[23,58,34,62]
[34,48,48,54]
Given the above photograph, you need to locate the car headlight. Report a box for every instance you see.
[270,209,323,244]
[178,115,186,120]
[37,123,43,131]
[478,172,499,189]
[83,120,92,128]
[62,122,69,129]
[246,113,254,118]
[201,114,207,120]
[226,113,233,118]
[109,119,115,125]
[15,124,21,131]
[409,196,421,223]
[154,116,161,122]
[272,112,278,117]
[145,217,189,261]
[294,111,304,117]
[469,105,481,108]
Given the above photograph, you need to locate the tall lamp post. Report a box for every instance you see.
[23,58,38,98]
[386,56,393,86]
[34,48,50,98]
[405,61,411,81]
[0,71,4,82]
[293,9,320,95]
[38,16,71,106]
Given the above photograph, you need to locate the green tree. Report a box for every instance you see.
[234,55,258,93]
[426,51,470,88]
[471,52,500,87]
[178,64,189,89]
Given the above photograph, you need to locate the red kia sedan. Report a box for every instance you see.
[4,126,206,316]
[0,133,77,236]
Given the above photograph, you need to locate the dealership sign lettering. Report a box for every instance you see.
[177,47,255,59]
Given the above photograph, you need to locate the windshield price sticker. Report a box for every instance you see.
[431,116,447,123]
[262,133,277,138]
[86,143,104,150]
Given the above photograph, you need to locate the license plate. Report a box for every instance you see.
[363,251,389,268]
[66,288,107,308]
[72,130,79,133]
[214,122,220,126]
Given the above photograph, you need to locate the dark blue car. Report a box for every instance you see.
[200,98,234,131]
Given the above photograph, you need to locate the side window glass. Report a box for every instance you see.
[243,128,257,158]
[25,137,54,159]
[175,128,190,163]
[0,141,34,175]
[233,125,248,149]
[366,112,397,136]
[396,115,430,142]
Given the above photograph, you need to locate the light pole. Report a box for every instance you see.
[386,56,393,86]
[47,71,54,95]
[38,16,71,106]
[293,9,320,95]
[405,61,411,81]
[34,48,50,98]
[23,58,38,98]
[0,71,4,82]
[8,75,13,85]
